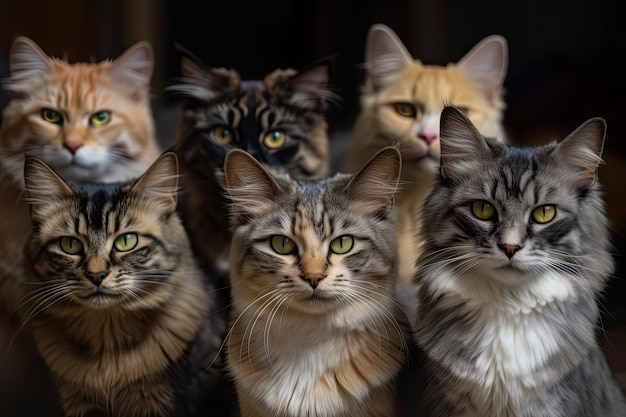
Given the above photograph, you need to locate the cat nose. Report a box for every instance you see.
[303,272,326,289]
[499,244,522,259]
[64,143,82,154]
[419,132,438,145]
[87,270,109,286]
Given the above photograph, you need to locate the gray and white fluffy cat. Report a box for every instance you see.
[21,152,233,417]
[223,146,414,417]
[413,106,626,416]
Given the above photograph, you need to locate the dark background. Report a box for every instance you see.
[0,0,625,409]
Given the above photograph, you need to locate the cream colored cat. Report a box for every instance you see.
[0,36,161,416]
[344,24,508,287]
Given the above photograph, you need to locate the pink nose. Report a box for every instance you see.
[419,132,438,145]
[64,143,82,154]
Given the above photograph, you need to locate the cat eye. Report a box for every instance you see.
[393,103,417,118]
[90,111,111,127]
[531,205,556,224]
[471,200,496,220]
[270,235,296,255]
[41,108,63,125]
[263,131,286,149]
[59,237,83,255]
[114,233,139,252]
[329,235,354,254]
[212,126,235,144]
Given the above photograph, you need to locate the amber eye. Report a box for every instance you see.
[471,200,496,220]
[329,235,353,254]
[114,233,138,252]
[59,237,83,254]
[270,235,296,255]
[263,131,286,149]
[393,103,417,118]
[41,108,63,125]
[90,111,111,127]
[212,126,234,144]
[531,205,556,224]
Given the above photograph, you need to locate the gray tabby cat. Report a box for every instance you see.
[414,106,626,416]
[223,146,413,417]
[21,152,233,417]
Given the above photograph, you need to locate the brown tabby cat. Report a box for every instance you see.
[22,152,232,417]
[167,46,334,281]
[0,36,161,416]
[343,24,508,287]
[223,146,413,417]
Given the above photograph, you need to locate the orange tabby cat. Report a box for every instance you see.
[343,24,508,287]
[0,36,161,416]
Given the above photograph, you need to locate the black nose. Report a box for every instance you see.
[87,270,109,286]
[499,244,522,259]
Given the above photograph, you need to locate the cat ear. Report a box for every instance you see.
[458,35,508,101]
[107,41,154,88]
[223,149,279,222]
[553,117,606,190]
[439,106,490,180]
[130,152,179,214]
[345,146,401,216]
[364,24,414,91]
[23,156,73,223]
[7,37,53,87]
[284,58,334,111]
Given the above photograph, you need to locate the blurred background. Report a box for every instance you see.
[1,0,625,412]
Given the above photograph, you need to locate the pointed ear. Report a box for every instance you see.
[364,24,414,91]
[345,146,401,216]
[131,152,179,214]
[286,58,334,111]
[439,106,490,181]
[7,36,53,88]
[458,35,508,101]
[223,149,279,222]
[107,41,154,88]
[553,117,606,190]
[23,156,74,223]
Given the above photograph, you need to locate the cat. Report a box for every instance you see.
[166,46,335,280]
[343,23,508,288]
[222,146,414,417]
[21,151,233,417]
[0,36,163,416]
[412,106,626,416]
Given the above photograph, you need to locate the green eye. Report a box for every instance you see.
[471,200,496,220]
[329,235,354,254]
[263,131,286,149]
[532,205,556,224]
[41,108,63,125]
[114,233,138,252]
[212,126,234,144]
[270,235,296,255]
[90,111,111,127]
[393,103,417,118]
[59,237,83,254]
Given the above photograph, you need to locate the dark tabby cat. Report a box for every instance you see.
[166,46,334,279]
[21,152,232,417]
[223,146,413,417]
[413,106,626,416]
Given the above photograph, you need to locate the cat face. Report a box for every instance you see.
[169,49,333,179]
[420,107,610,286]
[356,24,507,172]
[23,152,183,311]
[224,146,400,316]
[1,37,159,183]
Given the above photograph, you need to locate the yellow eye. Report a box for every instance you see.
[212,126,234,144]
[59,237,83,254]
[532,205,556,224]
[270,235,296,255]
[393,103,417,118]
[41,108,63,125]
[471,200,496,220]
[329,235,353,254]
[114,233,138,252]
[90,111,111,127]
[263,131,286,149]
